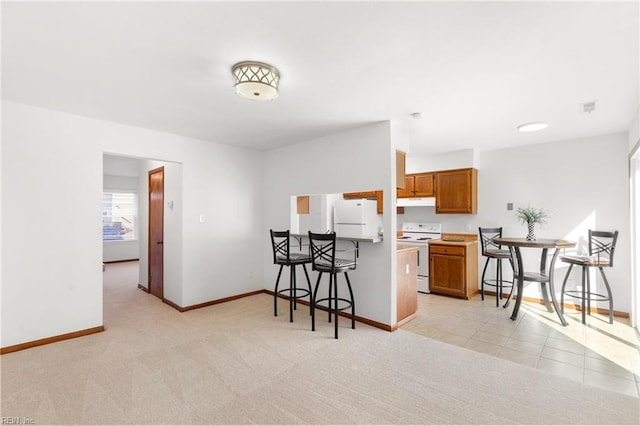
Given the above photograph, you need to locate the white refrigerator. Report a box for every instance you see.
[333,199,379,237]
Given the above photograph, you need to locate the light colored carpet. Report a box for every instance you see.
[1,261,639,424]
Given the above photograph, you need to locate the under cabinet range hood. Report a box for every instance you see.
[396,197,436,207]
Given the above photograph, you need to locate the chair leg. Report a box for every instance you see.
[560,264,573,314]
[328,273,333,323]
[586,268,592,319]
[302,263,313,315]
[480,257,490,301]
[289,265,295,323]
[599,267,614,324]
[333,272,339,339]
[274,265,284,317]
[344,272,355,330]
[311,272,323,332]
[581,266,587,325]
[495,258,501,307]
[293,265,298,311]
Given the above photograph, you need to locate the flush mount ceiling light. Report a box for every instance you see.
[231,61,280,101]
[517,122,548,132]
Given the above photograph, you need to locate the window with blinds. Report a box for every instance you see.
[103,192,137,241]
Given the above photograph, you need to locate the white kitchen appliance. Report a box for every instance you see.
[295,193,342,234]
[333,199,379,237]
[397,222,442,293]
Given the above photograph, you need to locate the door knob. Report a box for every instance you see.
[157,241,163,245]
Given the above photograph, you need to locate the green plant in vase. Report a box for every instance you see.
[515,206,549,241]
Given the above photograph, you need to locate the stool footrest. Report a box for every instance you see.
[314,297,353,312]
[563,290,610,302]
[277,288,311,299]
[481,278,513,288]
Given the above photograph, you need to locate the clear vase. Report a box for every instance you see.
[526,222,536,241]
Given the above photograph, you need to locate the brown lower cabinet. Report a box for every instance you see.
[429,241,478,299]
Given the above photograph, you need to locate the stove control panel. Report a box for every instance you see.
[401,222,442,233]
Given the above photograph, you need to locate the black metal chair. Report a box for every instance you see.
[560,230,618,324]
[479,227,514,306]
[269,230,313,323]
[308,231,357,339]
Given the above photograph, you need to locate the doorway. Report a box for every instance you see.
[148,166,164,299]
[630,146,640,328]
[102,154,182,315]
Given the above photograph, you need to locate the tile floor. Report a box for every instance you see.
[401,292,640,398]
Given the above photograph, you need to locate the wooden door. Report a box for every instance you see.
[429,251,465,297]
[435,168,477,214]
[148,167,164,299]
[397,175,415,198]
[414,173,435,197]
[397,249,418,322]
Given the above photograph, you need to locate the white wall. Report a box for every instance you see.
[103,172,140,262]
[2,102,104,346]
[1,101,263,347]
[401,133,631,313]
[263,122,398,326]
[629,109,639,152]
[628,106,640,326]
[407,148,477,173]
[480,133,630,313]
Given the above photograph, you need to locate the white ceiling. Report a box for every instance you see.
[2,1,638,156]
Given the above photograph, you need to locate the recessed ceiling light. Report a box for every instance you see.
[517,122,548,132]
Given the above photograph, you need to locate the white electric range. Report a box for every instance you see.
[397,222,442,293]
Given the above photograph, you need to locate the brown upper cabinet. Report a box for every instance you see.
[397,172,435,198]
[396,150,406,189]
[296,196,310,214]
[414,173,435,197]
[343,190,378,199]
[434,168,477,214]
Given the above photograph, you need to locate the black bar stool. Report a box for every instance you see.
[308,231,357,339]
[560,230,618,324]
[479,227,514,306]
[269,230,312,322]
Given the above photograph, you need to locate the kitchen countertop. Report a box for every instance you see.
[429,239,477,247]
[291,233,383,243]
